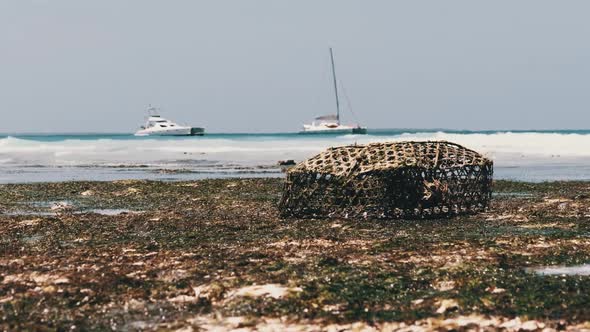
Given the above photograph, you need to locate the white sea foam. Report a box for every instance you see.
[0,132,589,167]
[1,132,590,183]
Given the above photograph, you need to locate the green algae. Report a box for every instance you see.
[1,178,590,330]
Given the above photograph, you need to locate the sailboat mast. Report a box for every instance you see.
[329,48,341,124]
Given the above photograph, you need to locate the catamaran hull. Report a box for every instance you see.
[299,127,367,135]
[352,127,367,134]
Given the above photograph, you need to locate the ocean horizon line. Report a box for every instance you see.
[3,128,590,137]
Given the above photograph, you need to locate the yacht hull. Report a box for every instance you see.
[135,127,193,136]
[190,127,205,136]
[299,128,355,135]
[135,106,204,137]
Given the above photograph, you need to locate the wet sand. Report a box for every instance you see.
[1,178,590,330]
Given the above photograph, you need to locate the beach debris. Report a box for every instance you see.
[2,272,70,285]
[434,280,456,291]
[86,209,140,216]
[227,284,302,300]
[114,187,141,196]
[50,201,73,212]
[411,299,425,306]
[179,183,199,187]
[486,286,506,294]
[438,315,500,329]
[166,284,220,304]
[8,259,24,266]
[436,299,460,314]
[500,317,545,330]
[113,180,141,185]
[183,314,540,331]
[126,188,141,194]
[124,299,146,312]
[0,296,13,304]
[157,269,190,282]
[18,218,41,227]
[279,141,493,219]
[168,294,201,303]
[80,190,95,196]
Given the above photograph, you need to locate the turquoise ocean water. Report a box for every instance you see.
[4,128,590,141]
[1,129,590,183]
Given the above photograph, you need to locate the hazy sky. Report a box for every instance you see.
[2,1,590,133]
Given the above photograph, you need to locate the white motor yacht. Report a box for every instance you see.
[300,48,367,135]
[134,105,204,136]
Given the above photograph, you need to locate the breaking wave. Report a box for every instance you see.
[1,132,590,168]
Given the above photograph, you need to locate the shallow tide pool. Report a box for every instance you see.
[530,264,590,276]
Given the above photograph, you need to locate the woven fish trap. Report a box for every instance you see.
[279,141,493,219]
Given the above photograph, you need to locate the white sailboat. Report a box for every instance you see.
[300,48,367,135]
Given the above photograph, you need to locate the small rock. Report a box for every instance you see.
[18,219,41,227]
[125,299,145,311]
[0,296,13,303]
[80,190,95,196]
[229,284,302,300]
[485,286,506,294]
[192,284,212,299]
[411,299,424,305]
[168,294,199,303]
[435,280,456,291]
[175,327,194,332]
[521,320,544,331]
[54,277,70,284]
[500,318,522,329]
[2,275,22,284]
[278,160,296,166]
[9,259,25,266]
[31,273,52,283]
[42,285,57,294]
[129,321,149,329]
[127,188,140,194]
[436,299,459,314]
[491,287,506,294]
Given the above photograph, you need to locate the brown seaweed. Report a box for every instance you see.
[1,178,590,330]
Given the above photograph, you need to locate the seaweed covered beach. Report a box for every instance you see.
[1,178,590,331]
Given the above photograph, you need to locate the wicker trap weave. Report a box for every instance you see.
[279,141,493,219]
